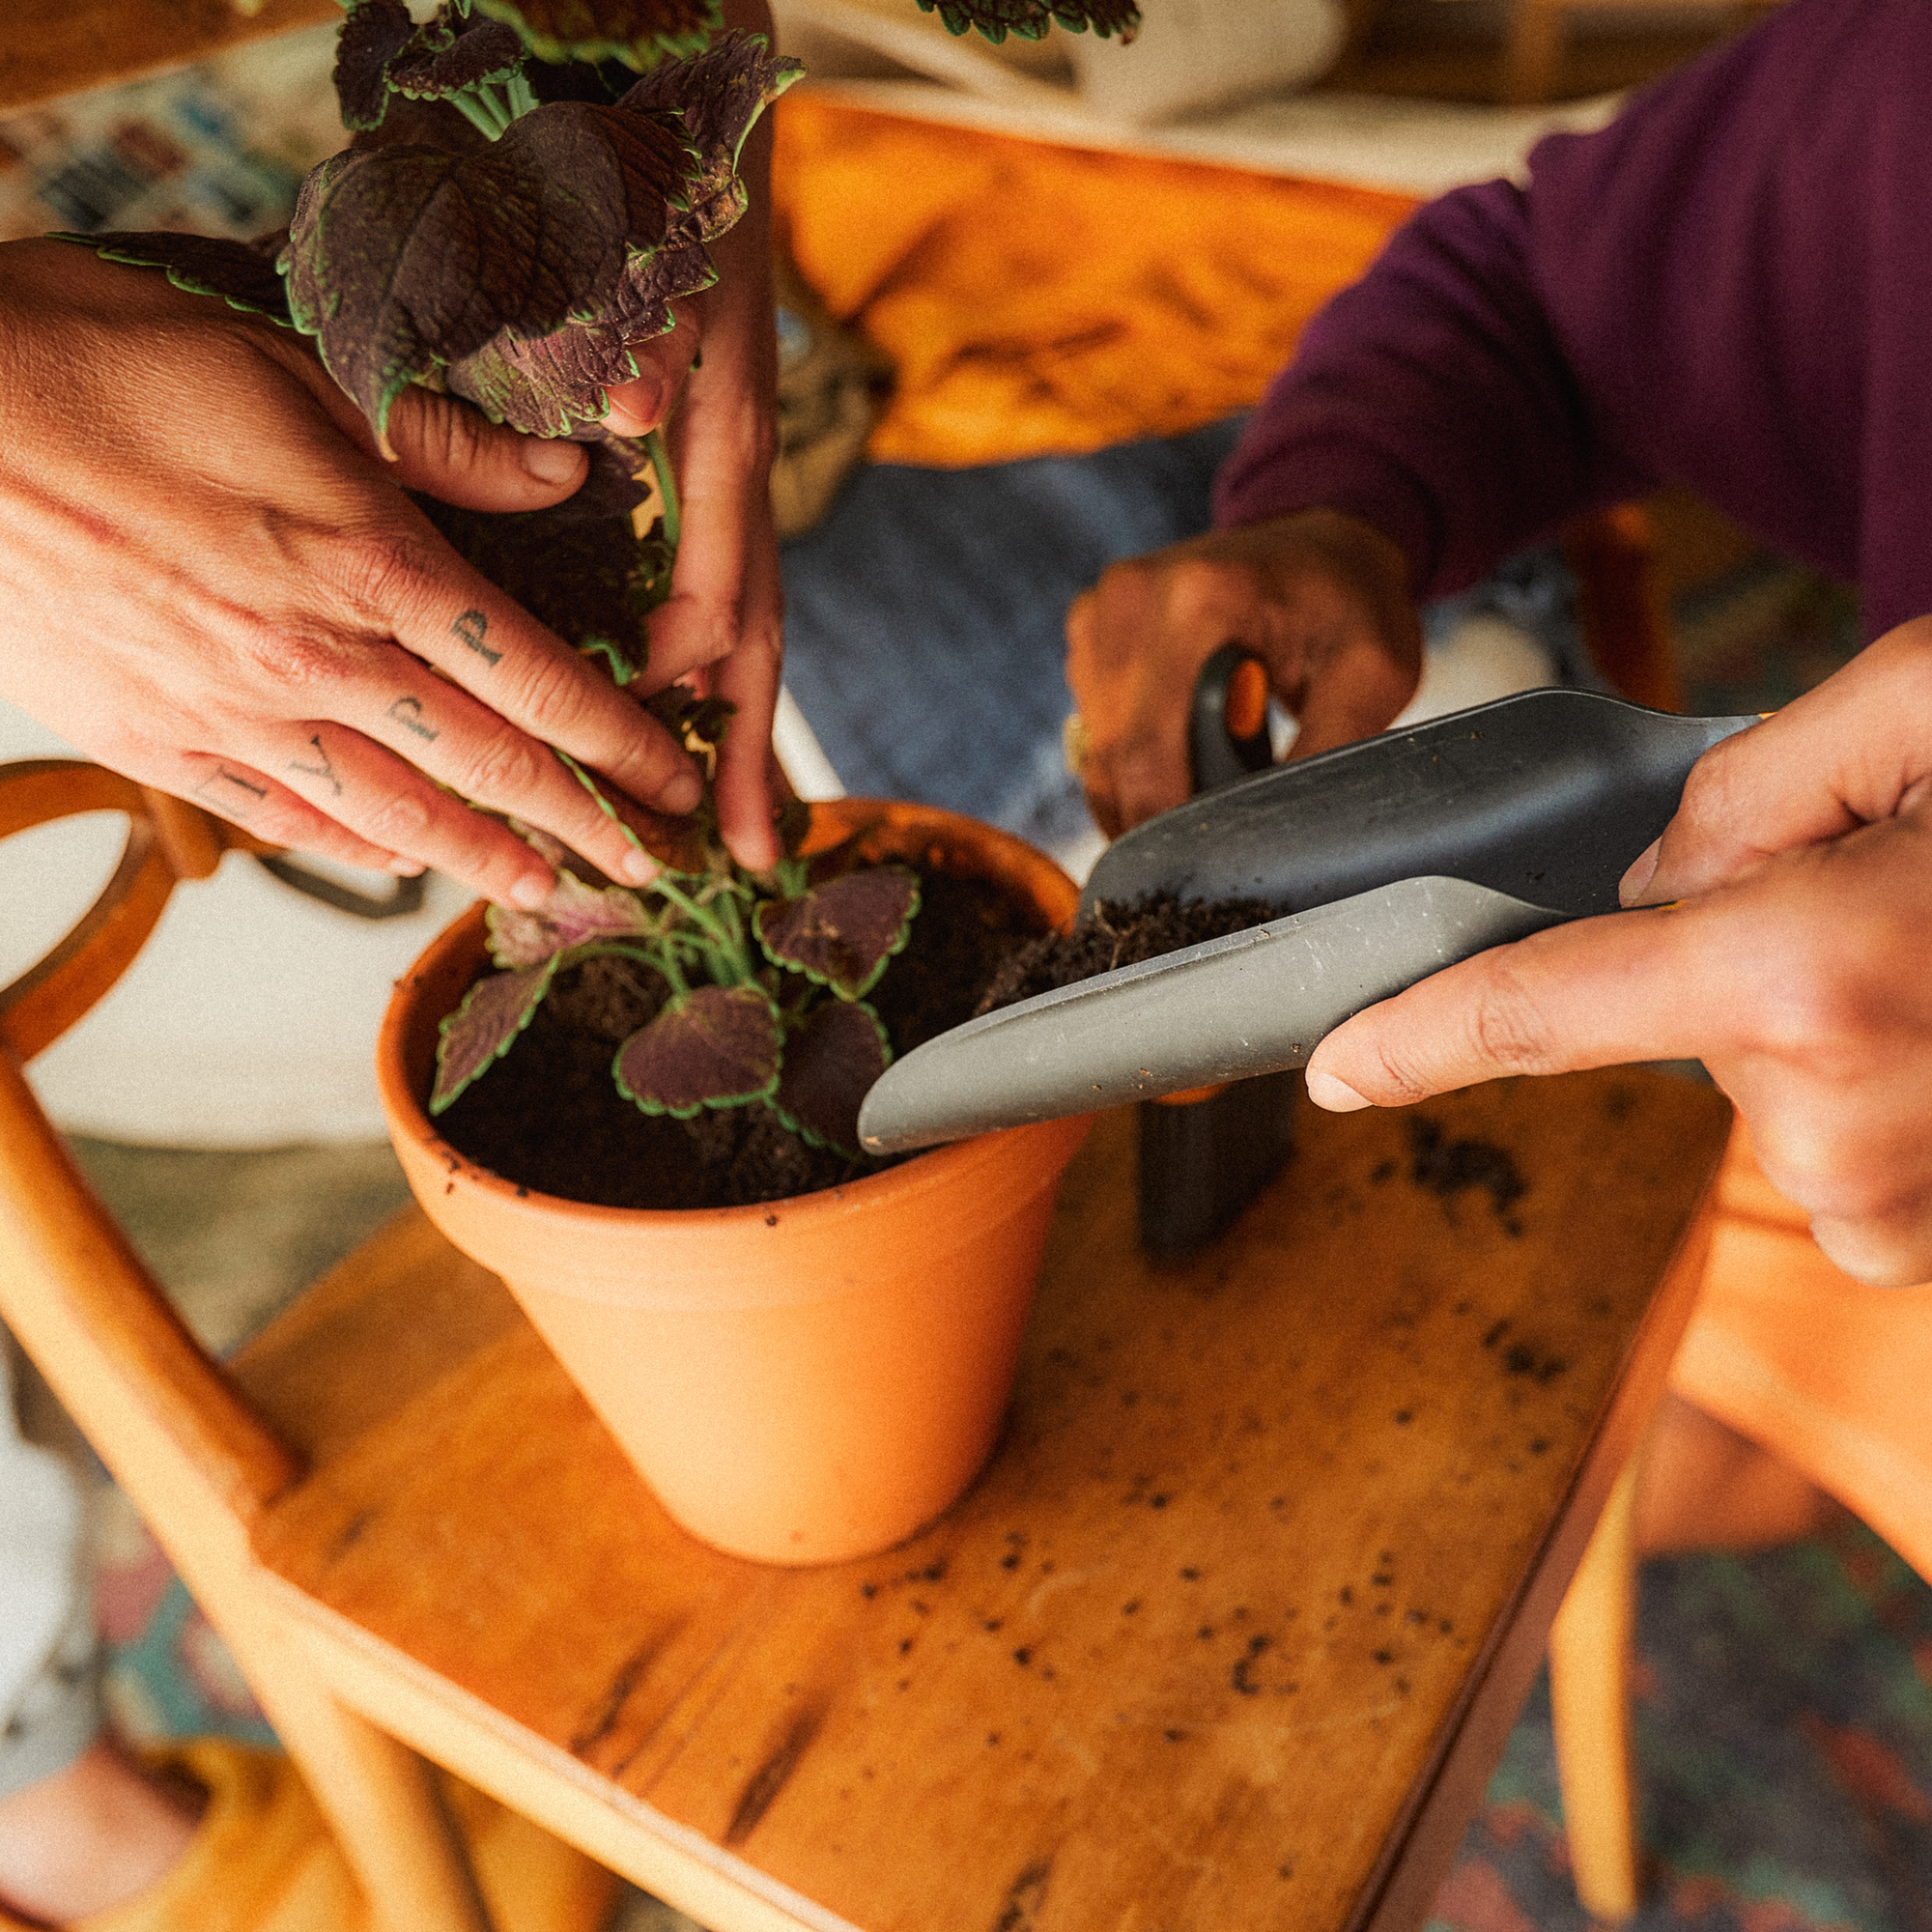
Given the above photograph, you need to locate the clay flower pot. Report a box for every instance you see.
[377,800,1092,1565]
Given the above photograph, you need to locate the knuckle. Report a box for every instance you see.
[354,789,436,852]
[334,527,443,630]
[454,730,551,808]
[229,616,346,696]
[1465,956,1558,1074]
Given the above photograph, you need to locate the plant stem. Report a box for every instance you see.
[647,872,736,955]
[451,88,507,140]
[644,428,681,552]
[505,69,539,119]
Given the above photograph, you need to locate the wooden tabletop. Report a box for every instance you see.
[0,0,336,117]
[239,1066,1729,1932]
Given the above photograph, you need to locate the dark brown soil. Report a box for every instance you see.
[433,870,1048,1209]
[975,892,1280,1015]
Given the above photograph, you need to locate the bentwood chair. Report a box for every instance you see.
[0,749,1729,1932]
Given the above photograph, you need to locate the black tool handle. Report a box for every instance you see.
[1188,645,1274,792]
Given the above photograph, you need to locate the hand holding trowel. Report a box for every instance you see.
[858,685,1759,1156]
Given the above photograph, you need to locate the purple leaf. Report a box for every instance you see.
[431,955,557,1111]
[335,0,418,132]
[919,0,1138,43]
[471,0,722,69]
[282,99,696,438]
[613,984,781,1116]
[618,33,805,247]
[444,241,716,435]
[387,15,527,99]
[755,867,920,1000]
[55,231,293,325]
[485,868,652,967]
[773,999,889,1154]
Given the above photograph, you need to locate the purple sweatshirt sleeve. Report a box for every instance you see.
[1215,0,1932,638]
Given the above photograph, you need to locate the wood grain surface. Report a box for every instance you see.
[242,1067,1730,1932]
[0,0,337,116]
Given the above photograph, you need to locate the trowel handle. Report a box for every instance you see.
[1189,646,1273,792]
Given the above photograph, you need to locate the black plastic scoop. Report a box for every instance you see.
[857,689,1757,1154]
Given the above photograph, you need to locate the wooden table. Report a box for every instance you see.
[235,1065,1728,1932]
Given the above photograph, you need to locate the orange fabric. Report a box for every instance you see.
[770,95,1421,469]
[1672,1119,1932,1580]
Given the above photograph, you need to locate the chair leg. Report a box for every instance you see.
[217,1613,498,1932]
[1548,1456,1641,1920]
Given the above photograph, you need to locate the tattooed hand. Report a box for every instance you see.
[0,237,716,905]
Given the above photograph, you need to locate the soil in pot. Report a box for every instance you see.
[433,868,1046,1209]
[434,874,1285,1211]
[975,890,1283,1013]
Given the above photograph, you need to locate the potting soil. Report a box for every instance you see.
[433,870,1048,1209]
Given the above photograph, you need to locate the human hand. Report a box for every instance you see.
[1304,623,1932,1286]
[601,0,785,872]
[0,238,723,907]
[1064,507,1422,837]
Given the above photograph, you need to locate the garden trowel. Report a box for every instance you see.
[856,687,1759,1155]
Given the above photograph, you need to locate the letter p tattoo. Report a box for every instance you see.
[452,609,500,667]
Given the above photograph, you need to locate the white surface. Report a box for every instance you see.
[1,705,471,1148]
[774,0,1625,193]
[1065,0,1347,128]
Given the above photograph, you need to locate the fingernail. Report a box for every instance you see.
[1306,1070,1372,1112]
[509,871,552,910]
[620,847,658,886]
[1620,840,1661,904]
[388,857,426,877]
[659,767,703,814]
[521,436,584,486]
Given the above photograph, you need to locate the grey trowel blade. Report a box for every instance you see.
[857,875,1564,1154]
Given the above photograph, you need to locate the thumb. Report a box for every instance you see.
[380,384,588,512]
[1303,899,1705,1110]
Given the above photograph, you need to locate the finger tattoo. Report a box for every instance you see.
[452,609,500,667]
[289,732,344,796]
[387,695,440,741]
[194,766,269,816]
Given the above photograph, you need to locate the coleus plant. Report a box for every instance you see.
[432,696,923,1153]
[54,0,1134,1156]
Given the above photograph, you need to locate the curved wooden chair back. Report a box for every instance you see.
[0,760,494,1932]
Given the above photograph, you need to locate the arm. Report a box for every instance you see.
[1067,177,1656,836]
[1304,626,1932,1287]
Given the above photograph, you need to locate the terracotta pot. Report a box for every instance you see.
[377,801,1092,1565]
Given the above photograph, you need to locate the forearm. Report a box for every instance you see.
[1214,179,1656,599]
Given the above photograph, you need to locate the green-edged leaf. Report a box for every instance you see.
[613,983,781,1115]
[919,0,1138,42]
[387,14,527,99]
[772,998,889,1155]
[486,867,653,966]
[336,0,417,130]
[754,867,920,1000]
[431,954,557,1110]
[617,34,804,246]
[444,240,715,435]
[54,231,294,326]
[472,0,722,71]
[281,99,696,439]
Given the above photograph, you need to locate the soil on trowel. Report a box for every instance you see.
[433,869,1050,1211]
[975,891,1283,1015]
